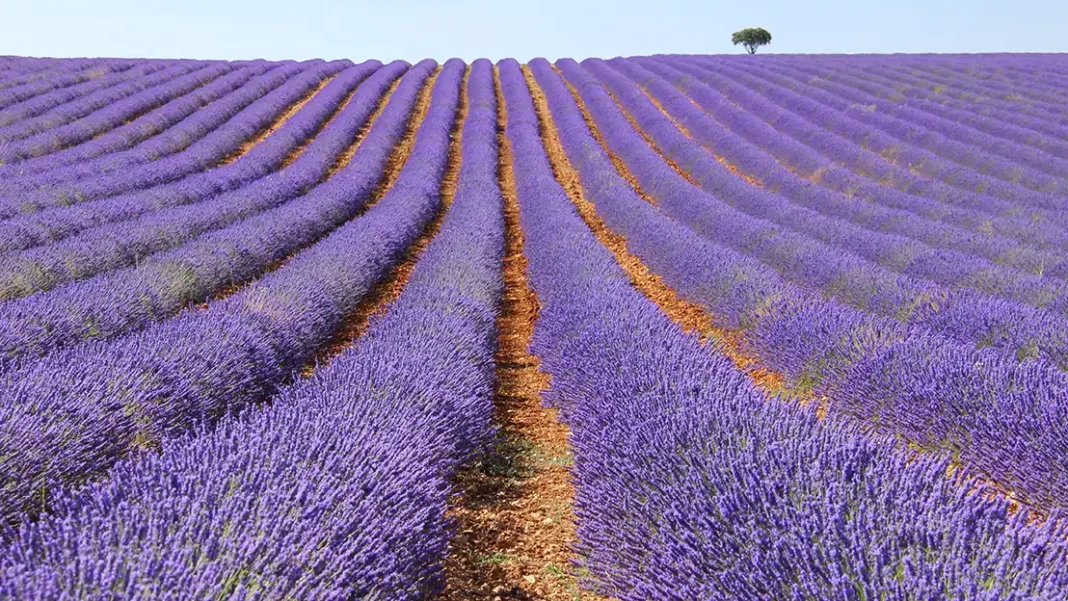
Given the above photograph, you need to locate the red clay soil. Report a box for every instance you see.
[438,68,610,601]
[218,74,339,166]
[300,67,450,375]
[194,74,414,309]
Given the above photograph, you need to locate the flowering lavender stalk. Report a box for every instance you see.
[616,58,1068,258]
[0,63,384,302]
[0,62,305,187]
[499,58,1068,600]
[0,59,501,599]
[554,59,1068,367]
[0,59,464,525]
[0,60,419,367]
[647,55,1068,236]
[719,56,1068,161]
[585,58,1066,280]
[521,58,1068,508]
[0,61,173,129]
[0,60,138,110]
[683,57,1068,283]
[0,62,387,255]
[0,60,349,214]
[1,62,276,177]
[688,56,1068,199]
[0,62,222,157]
[651,58,1068,220]
[834,58,1068,130]
[753,57,1068,169]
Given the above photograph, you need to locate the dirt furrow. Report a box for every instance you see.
[525,65,715,343]
[551,68,656,208]
[634,82,767,188]
[194,72,424,309]
[438,66,607,601]
[538,64,1046,520]
[300,66,453,375]
[327,76,403,178]
[595,77,701,189]
[218,73,339,166]
[557,67,792,394]
[277,76,364,169]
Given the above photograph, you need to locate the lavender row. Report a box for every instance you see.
[0,62,70,82]
[620,59,1068,261]
[867,62,1068,134]
[0,60,346,216]
[0,60,138,110]
[0,60,204,142]
[0,61,305,191]
[0,62,381,302]
[606,59,1068,284]
[528,58,1068,509]
[705,57,1068,195]
[500,58,1068,600]
[0,57,64,75]
[656,57,1068,221]
[0,61,173,130]
[806,59,1068,158]
[0,59,51,81]
[0,59,499,599]
[0,62,392,257]
[776,56,1068,131]
[0,65,29,80]
[0,62,277,178]
[738,60,1068,272]
[557,60,1068,370]
[0,61,221,162]
[626,59,1065,262]
[717,57,1068,181]
[593,59,1068,296]
[0,59,86,79]
[0,59,460,523]
[579,61,1068,332]
[0,60,416,369]
[638,56,1068,246]
[0,59,125,88]
[875,60,1068,129]
[774,54,1068,111]
[771,59,1068,167]
[658,58,1068,217]
[869,57,1068,113]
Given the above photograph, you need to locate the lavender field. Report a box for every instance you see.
[0,53,1067,600]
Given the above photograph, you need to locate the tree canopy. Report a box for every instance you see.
[732,28,772,54]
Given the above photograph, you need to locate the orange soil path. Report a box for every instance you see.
[438,67,610,601]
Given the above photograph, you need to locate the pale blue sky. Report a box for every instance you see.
[3,0,1066,62]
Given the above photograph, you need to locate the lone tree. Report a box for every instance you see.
[732,28,772,54]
